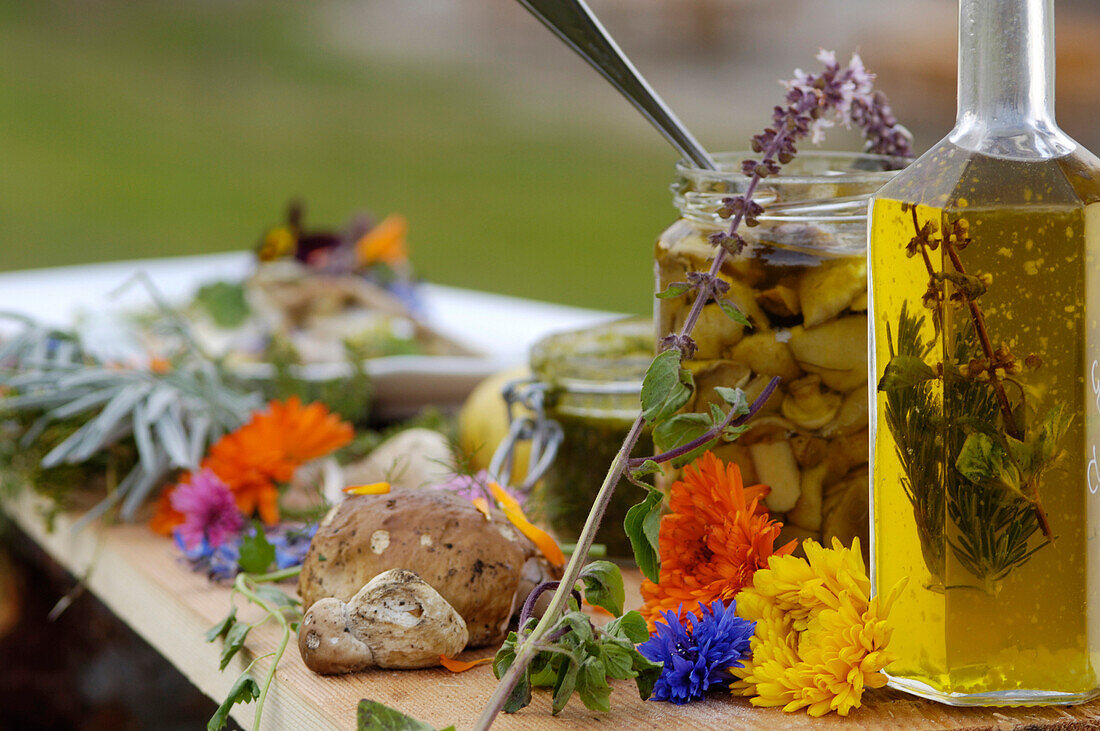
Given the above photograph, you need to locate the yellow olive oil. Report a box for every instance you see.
[870,142,1100,701]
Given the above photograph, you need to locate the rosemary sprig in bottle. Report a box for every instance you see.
[878,206,1063,591]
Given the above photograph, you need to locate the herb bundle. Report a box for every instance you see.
[0,313,259,527]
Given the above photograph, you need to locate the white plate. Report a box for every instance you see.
[0,254,621,418]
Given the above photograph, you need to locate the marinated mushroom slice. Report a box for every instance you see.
[822,468,870,561]
[787,315,867,391]
[797,258,867,328]
[738,415,798,446]
[710,442,759,485]
[720,277,771,333]
[692,303,747,359]
[787,315,868,372]
[718,245,767,287]
[787,463,827,531]
[809,364,868,394]
[776,523,820,554]
[749,440,801,513]
[729,333,803,383]
[780,374,842,431]
[689,360,751,412]
[849,291,868,312]
[819,390,869,438]
[742,374,783,415]
[824,429,870,482]
[790,434,828,469]
[756,284,802,319]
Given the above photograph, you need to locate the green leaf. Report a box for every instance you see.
[503,669,533,713]
[956,433,1023,496]
[253,584,297,610]
[878,355,937,392]
[600,642,635,679]
[238,522,276,575]
[551,659,579,715]
[575,657,611,712]
[579,561,625,617]
[717,298,751,326]
[1034,405,1072,466]
[630,459,661,480]
[631,652,663,700]
[721,424,750,443]
[493,632,518,680]
[708,402,727,426]
[604,611,649,644]
[652,411,711,454]
[559,611,596,646]
[934,270,988,299]
[530,658,559,688]
[194,281,251,329]
[624,488,664,583]
[640,349,693,425]
[218,621,251,671]
[208,672,260,731]
[205,607,237,643]
[655,283,691,299]
[714,386,749,415]
[355,699,442,730]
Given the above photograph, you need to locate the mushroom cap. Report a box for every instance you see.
[347,568,468,669]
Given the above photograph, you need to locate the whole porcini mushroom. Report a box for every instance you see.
[298,568,468,673]
[299,489,560,647]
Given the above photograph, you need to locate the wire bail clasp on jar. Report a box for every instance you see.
[488,377,563,492]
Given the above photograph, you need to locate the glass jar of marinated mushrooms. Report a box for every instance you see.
[527,317,654,558]
[655,151,907,556]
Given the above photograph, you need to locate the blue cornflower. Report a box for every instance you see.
[268,524,318,570]
[174,532,241,582]
[638,599,755,704]
[174,522,318,580]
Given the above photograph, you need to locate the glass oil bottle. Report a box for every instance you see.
[869,0,1100,705]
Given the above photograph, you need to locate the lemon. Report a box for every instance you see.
[457,367,533,481]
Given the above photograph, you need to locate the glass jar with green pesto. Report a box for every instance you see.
[655,151,907,555]
[527,317,654,558]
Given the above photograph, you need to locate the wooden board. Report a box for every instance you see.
[5,490,1100,730]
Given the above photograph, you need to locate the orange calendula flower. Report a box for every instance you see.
[355,213,408,268]
[152,397,353,529]
[149,485,184,536]
[489,482,565,567]
[439,655,493,673]
[260,396,355,465]
[342,482,391,496]
[639,451,794,628]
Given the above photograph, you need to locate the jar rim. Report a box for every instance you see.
[529,317,650,397]
[675,150,911,186]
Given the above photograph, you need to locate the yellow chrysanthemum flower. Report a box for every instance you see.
[730,537,904,717]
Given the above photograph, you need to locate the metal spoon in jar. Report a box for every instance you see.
[515,0,719,171]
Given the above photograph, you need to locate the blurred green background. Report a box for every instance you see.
[0,1,671,313]
[3,0,1098,314]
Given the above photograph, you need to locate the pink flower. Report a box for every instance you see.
[170,469,245,550]
[437,469,526,508]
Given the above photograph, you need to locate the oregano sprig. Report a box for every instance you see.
[206,565,303,731]
[474,50,910,729]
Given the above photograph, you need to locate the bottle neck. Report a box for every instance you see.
[949,0,1072,159]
